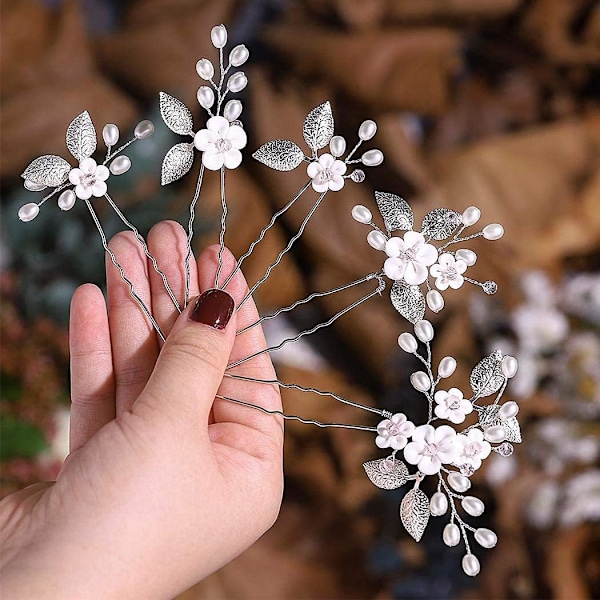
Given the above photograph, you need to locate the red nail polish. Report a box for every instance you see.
[189,289,235,330]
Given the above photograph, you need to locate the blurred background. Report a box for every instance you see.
[1,0,599,598]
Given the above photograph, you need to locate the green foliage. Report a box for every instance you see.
[0,415,48,460]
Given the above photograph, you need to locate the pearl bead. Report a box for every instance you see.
[501,355,518,378]
[462,206,481,226]
[462,553,481,577]
[474,528,497,548]
[484,425,506,443]
[210,24,228,49]
[448,472,471,492]
[358,119,377,141]
[102,124,119,147]
[18,202,40,222]
[411,371,431,392]
[483,223,504,240]
[426,289,444,313]
[455,248,477,266]
[329,135,346,158]
[351,205,372,224]
[229,44,249,67]
[23,179,46,192]
[196,58,214,80]
[430,492,448,516]
[58,189,76,211]
[366,230,387,251]
[110,155,131,176]
[443,523,461,547]
[197,86,215,109]
[361,149,383,167]
[438,356,457,378]
[414,319,434,342]
[134,120,155,139]
[398,332,417,353]
[462,496,485,517]
[498,401,519,420]
[227,72,247,93]
[224,100,243,122]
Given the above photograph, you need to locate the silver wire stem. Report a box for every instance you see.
[438,231,483,252]
[215,167,227,288]
[184,164,206,307]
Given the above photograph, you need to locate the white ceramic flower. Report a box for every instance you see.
[404,424,458,475]
[68,158,110,200]
[430,253,467,290]
[383,231,438,285]
[307,153,347,192]
[376,412,415,450]
[454,429,491,472]
[194,115,247,170]
[434,388,473,424]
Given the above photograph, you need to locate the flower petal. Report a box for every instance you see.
[319,153,334,168]
[404,261,428,285]
[384,257,407,281]
[307,162,321,178]
[311,180,329,193]
[226,125,247,150]
[223,149,242,169]
[194,129,217,151]
[390,436,408,451]
[416,243,438,266]
[202,151,225,170]
[376,435,391,449]
[207,115,230,137]
[435,278,449,291]
[404,230,425,247]
[80,157,97,174]
[91,180,107,197]
[439,253,454,267]
[75,184,92,200]
[455,259,467,274]
[385,237,405,258]
[69,169,83,185]
[332,160,347,175]
[95,165,110,181]
[448,411,465,424]
[435,405,449,420]
[403,442,422,465]
[449,275,464,289]
[430,265,442,278]
[328,175,345,191]
[412,424,434,444]
[419,455,442,475]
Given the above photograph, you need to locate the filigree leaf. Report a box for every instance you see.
[302,101,334,151]
[21,155,72,187]
[421,208,462,240]
[374,191,414,232]
[159,92,194,135]
[479,407,522,443]
[253,140,305,171]
[390,281,425,324]
[161,143,194,185]
[363,457,409,490]
[400,488,430,542]
[66,111,97,161]
[470,350,505,397]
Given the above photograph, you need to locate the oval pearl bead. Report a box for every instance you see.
[102,124,119,147]
[411,371,431,392]
[58,189,76,211]
[361,149,383,167]
[210,24,228,48]
[196,58,214,80]
[329,135,346,158]
[134,120,155,139]
[426,289,444,313]
[227,72,247,93]
[224,99,243,122]
[443,523,461,547]
[229,44,249,67]
[398,332,418,353]
[351,204,372,224]
[484,425,506,443]
[474,528,497,548]
[438,356,457,378]
[498,401,519,420]
[448,472,471,492]
[462,496,485,517]
[366,230,387,251]
[455,248,477,266]
[462,553,481,577]
[197,86,215,109]
[430,492,448,516]
[501,355,518,378]
[110,155,131,176]
[462,206,481,226]
[23,179,46,192]
[483,223,504,240]
[18,202,40,222]
[358,119,377,141]
[414,319,434,342]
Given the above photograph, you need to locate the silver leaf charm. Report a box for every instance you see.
[470,350,505,397]
[21,155,72,187]
[161,143,194,185]
[302,101,334,151]
[363,457,409,490]
[159,92,194,135]
[421,208,462,241]
[400,487,430,542]
[374,191,414,232]
[390,281,425,324]
[479,407,522,443]
[253,140,305,171]
[66,111,97,161]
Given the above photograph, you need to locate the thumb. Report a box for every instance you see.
[137,288,236,423]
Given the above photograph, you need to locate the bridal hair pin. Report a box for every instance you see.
[16,23,521,577]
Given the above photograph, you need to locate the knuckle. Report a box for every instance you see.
[115,361,152,391]
[165,328,227,375]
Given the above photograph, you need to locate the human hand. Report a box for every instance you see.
[0,221,284,599]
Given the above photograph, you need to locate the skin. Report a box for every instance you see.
[0,221,284,599]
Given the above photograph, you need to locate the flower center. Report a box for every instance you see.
[464,442,482,457]
[388,423,403,436]
[215,138,232,153]
[316,167,334,184]
[81,173,97,188]
[448,397,461,410]
[402,244,420,262]
[443,265,458,279]
[424,443,439,457]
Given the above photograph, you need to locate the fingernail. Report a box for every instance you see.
[189,289,235,330]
